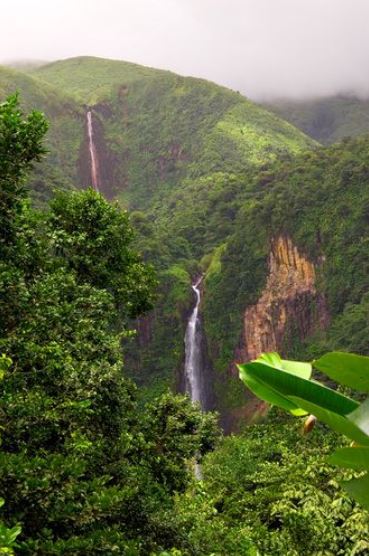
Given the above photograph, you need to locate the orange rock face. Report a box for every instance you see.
[237,236,327,364]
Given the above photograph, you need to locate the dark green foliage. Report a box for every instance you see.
[49,189,157,319]
[0,357,21,556]
[0,93,47,183]
[0,93,47,249]
[198,421,369,555]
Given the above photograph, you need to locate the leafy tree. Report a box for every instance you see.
[196,420,369,555]
[0,94,219,554]
[0,93,47,251]
[48,189,157,320]
[0,356,21,556]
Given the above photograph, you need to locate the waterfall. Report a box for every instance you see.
[184,277,204,480]
[86,110,99,192]
[184,277,203,407]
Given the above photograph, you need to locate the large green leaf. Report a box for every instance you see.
[258,352,312,379]
[329,447,369,470]
[343,473,369,510]
[347,397,369,437]
[280,359,312,379]
[238,364,307,416]
[288,396,369,446]
[315,352,369,392]
[240,360,358,415]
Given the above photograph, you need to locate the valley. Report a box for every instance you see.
[3,56,369,428]
[2,53,369,554]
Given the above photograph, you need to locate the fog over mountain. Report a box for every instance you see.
[2,0,369,100]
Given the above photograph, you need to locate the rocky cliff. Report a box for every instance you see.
[236,236,328,364]
[222,236,328,431]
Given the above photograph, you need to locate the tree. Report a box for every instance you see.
[48,188,157,320]
[0,356,21,556]
[0,95,219,554]
[0,93,47,252]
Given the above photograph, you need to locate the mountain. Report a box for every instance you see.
[29,56,316,208]
[1,56,320,423]
[265,95,369,144]
[5,56,369,431]
[2,76,369,556]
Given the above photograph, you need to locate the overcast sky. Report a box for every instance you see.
[2,0,369,100]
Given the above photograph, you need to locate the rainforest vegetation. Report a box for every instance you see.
[2,52,369,554]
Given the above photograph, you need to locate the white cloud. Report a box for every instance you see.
[1,0,369,99]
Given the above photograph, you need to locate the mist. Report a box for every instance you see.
[2,0,369,100]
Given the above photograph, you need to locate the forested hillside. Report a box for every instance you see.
[2,56,369,553]
[265,95,369,144]
[6,56,369,425]
[0,96,219,553]
[30,56,315,206]
[203,134,369,425]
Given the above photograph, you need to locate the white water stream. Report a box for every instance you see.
[184,277,203,479]
[184,277,203,406]
[87,110,99,192]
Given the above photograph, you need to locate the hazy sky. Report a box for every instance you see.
[2,0,369,100]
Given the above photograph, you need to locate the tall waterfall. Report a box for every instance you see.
[184,277,203,407]
[86,110,99,192]
[184,277,204,479]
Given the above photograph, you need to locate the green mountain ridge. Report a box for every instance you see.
[29,56,316,208]
[7,55,367,426]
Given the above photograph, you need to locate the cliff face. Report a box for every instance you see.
[237,236,328,364]
[222,236,328,432]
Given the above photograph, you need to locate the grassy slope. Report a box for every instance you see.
[265,95,369,144]
[32,56,165,103]
[0,65,84,204]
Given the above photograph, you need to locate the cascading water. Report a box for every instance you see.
[184,277,203,407]
[86,110,99,192]
[184,277,204,479]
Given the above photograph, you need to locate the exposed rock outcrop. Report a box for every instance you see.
[236,236,328,364]
[224,236,328,432]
